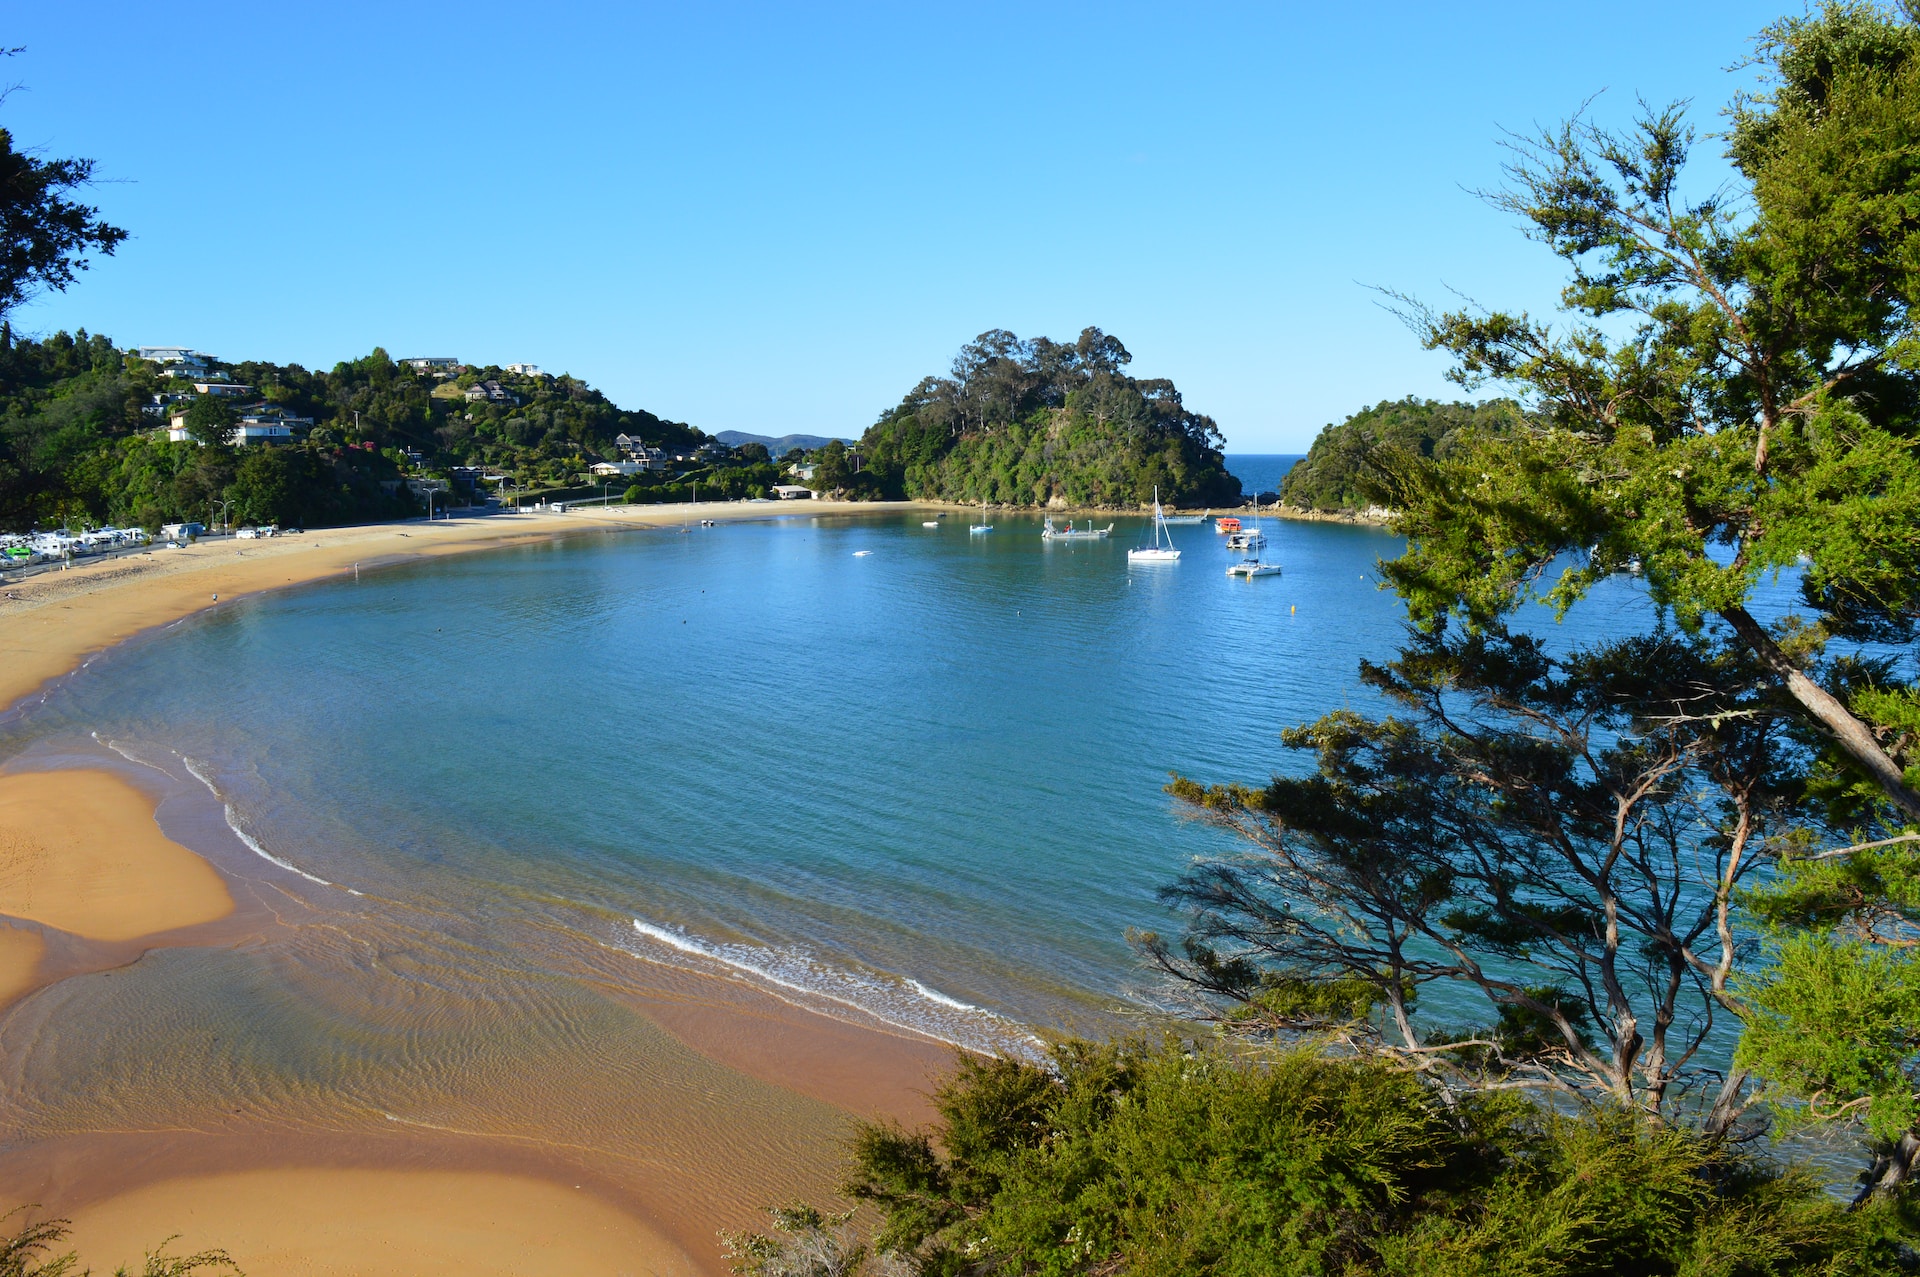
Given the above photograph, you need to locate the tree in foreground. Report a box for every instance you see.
[1140,0,1920,1197]
[1143,624,1806,1130]
[0,52,127,328]
[739,1039,1900,1276]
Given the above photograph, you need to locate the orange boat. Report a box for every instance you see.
[1215,516,1242,534]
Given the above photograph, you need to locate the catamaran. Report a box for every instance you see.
[1127,488,1181,562]
[1041,517,1112,540]
[969,498,993,534]
[1225,495,1266,551]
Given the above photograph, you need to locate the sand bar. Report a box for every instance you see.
[61,1167,700,1276]
[0,500,918,714]
[0,769,233,942]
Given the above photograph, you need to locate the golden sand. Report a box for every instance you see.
[61,1167,700,1276]
[0,770,233,942]
[0,504,956,1276]
[0,925,44,1004]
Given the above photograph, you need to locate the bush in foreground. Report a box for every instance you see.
[729,1038,1914,1277]
[0,1211,239,1277]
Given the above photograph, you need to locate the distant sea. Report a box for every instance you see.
[1224,453,1304,499]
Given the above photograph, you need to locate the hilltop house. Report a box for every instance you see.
[136,346,212,378]
[504,363,546,377]
[192,382,254,399]
[465,379,518,404]
[403,357,462,376]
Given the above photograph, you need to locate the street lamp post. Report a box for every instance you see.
[210,499,231,533]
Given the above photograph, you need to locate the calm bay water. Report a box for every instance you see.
[2,476,1846,1202]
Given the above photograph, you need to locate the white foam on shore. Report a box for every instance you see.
[625,917,1044,1060]
[180,755,361,895]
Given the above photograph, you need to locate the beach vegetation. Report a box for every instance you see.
[848,329,1241,509]
[742,1038,1901,1276]
[0,1210,240,1276]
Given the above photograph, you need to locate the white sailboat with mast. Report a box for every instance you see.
[1127,488,1181,562]
[970,497,992,534]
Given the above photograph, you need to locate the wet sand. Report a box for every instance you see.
[0,770,233,942]
[62,1168,700,1276]
[0,504,960,1276]
[0,926,43,1004]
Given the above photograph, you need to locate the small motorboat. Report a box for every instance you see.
[1214,516,1241,535]
[1161,510,1208,525]
[1042,518,1113,540]
[922,521,941,528]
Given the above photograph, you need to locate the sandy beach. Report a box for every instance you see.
[0,501,953,1276]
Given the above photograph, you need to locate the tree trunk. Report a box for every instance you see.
[1852,1128,1920,1207]
[1719,605,1920,822]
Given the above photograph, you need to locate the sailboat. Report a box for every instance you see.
[1127,488,1181,562]
[1225,494,1266,551]
[970,498,993,534]
[1227,495,1278,576]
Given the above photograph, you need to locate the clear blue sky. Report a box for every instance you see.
[6,1,1784,450]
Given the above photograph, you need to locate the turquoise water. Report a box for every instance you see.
[1,510,1414,1046]
[4,504,1701,1060]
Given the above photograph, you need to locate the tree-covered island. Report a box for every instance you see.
[834,328,1242,509]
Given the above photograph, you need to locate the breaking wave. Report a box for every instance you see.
[180,755,361,895]
[624,917,1045,1060]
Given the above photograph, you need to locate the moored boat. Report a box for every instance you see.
[1127,488,1181,563]
[1042,517,1113,540]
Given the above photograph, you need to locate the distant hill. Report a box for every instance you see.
[714,430,854,454]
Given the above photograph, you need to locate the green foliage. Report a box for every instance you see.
[0,335,703,531]
[1372,2,1920,824]
[1277,397,1524,513]
[0,1212,239,1277]
[722,1203,870,1277]
[831,1039,1900,1276]
[1149,624,1806,1117]
[854,329,1240,508]
[0,64,129,320]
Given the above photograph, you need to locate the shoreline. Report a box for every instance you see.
[0,499,928,716]
[0,501,962,1276]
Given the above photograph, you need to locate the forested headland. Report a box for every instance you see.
[839,328,1242,508]
[0,331,702,531]
[1278,396,1524,514]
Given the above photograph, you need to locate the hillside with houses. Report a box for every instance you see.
[0,331,840,532]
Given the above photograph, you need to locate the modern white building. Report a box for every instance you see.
[192,382,254,398]
[403,357,462,375]
[504,363,546,377]
[589,461,647,477]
